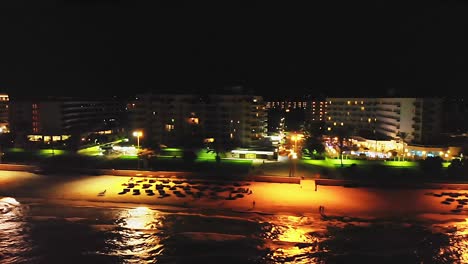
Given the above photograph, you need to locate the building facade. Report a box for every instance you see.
[9,96,126,145]
[130,93,268,149]
[0,94,9,133]
[324,97,443,144]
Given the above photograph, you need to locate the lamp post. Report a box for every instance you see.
[291,134,297,153]
[290,133,303,156]
[133,131,143,169]
[133,131,142,149]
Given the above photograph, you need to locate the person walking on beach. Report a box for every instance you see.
[252,200,256,208]
[319,205,324,214]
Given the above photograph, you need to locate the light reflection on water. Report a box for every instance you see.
[0,197,34,264]
[3,197,468,263]
[101,206,165,263]
[436,218,468,263]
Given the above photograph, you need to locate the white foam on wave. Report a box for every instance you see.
[0,197,20,206]
[176,232,247,242]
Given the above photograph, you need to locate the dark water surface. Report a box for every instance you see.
[1,196,467,264]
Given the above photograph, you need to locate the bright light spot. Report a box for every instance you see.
[1,197,20,205]
[133,131,143,137]
[124,207,154,230]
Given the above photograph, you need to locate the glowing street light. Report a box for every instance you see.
[133,131,143,149]
[290,133,303,154]
[133,131,143,170]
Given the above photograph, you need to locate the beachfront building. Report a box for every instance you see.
[266,98,308,110]
[265,96,316,133]
[325,98,443,145]
[0,94,9,133]
[129,93,268,149]
[346,136,462,161]
[9,96,126,146]
[265,97,307,134]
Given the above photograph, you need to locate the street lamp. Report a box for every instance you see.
[133,131,143,170]
[290,133,303,154]
[291,134,298,153]
[133,131,143,150]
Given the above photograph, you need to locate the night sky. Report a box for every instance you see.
[1,0,467,99]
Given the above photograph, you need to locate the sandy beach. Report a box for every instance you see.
[1,170,468,222]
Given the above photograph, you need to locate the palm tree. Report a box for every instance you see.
[334,125,355,167]
[397,131,408,143]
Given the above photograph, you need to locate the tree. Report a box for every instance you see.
[304,136,325,159]
[447,158,464,178]
[182,150,197,164]
[333,125,355,167]
[419,156,443,178]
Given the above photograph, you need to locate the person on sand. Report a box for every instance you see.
[252,200,256,208]
[319,205,324,214]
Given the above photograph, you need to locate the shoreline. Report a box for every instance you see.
[2,170,468,223]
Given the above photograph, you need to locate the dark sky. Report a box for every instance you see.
[1,0,467,98]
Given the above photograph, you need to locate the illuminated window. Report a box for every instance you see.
[165,124,174,131]
[188,117,199,124]
[347,101,351,105]
[27,135,42,141]
[361,106,365,111]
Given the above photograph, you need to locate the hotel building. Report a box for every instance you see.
[129,93,268,148]
[324,97,443,144]
[0,94,9,133]
[9,96,126,144]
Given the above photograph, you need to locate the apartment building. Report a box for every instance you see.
[9,96,126,144]
[130,93,268,148]
[325,98,443,144]
[0,94,9,133]
[266,96,328,132]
